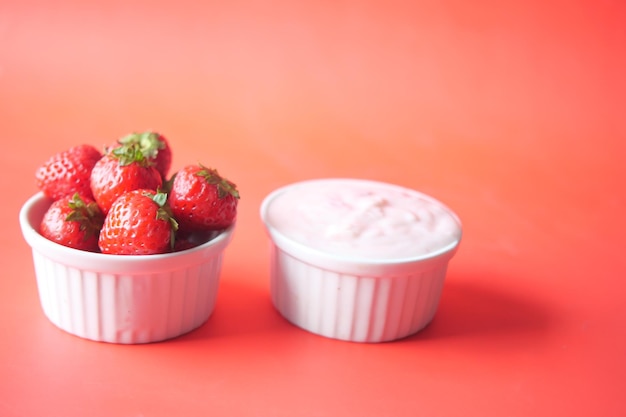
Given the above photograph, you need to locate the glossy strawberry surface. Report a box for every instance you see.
[169,165,239,231]
[169,164,239,232]
[39,193,104,252]
[90,153,162,214]
[98,189,176,255]
[35,144,102,200]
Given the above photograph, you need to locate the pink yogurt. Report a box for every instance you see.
[264,179,462,261]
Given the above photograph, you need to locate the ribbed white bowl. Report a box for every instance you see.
[19,192,235,344]
[269,247,450,343]
[261,179,462,343]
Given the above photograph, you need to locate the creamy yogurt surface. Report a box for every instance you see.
[264,179,461,260]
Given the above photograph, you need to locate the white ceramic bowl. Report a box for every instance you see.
[19,192,235,344]
[260,178,462,343]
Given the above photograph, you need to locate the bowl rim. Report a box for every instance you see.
[20,192,235,273]
[260,178,462,273]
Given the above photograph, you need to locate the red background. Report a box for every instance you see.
[1,1,625,416]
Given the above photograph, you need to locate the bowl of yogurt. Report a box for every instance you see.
[260,178,462,342]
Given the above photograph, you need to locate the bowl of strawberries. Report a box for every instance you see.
[19,132,239,344]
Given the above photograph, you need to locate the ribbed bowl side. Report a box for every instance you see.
[270,245,447,343]
[32,249,224,344]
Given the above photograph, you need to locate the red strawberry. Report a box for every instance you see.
[99,189,178,255]
[113,131,172,180]
[169,164,239,232]
[39,193,104,252]
[35,144,102,200]
[90,144,163,214]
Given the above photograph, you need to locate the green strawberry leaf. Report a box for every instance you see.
[143,190,179,249]
[64,193,104,238]
[197,164,240,199]
[118,131,165,160]
[152,191,168,207]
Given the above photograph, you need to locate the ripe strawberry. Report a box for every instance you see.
[169,164,239,232]
[35,144,102,200]
[99,189,178,255]
[113,131,172,180]
[90,143,163,214]
[39,193,104,252]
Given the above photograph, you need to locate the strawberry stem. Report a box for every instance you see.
[197,164,240,199]
[118,131,165,160]
[142,190,179,249]
[64,193,104,239]
[109,131,165,167]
